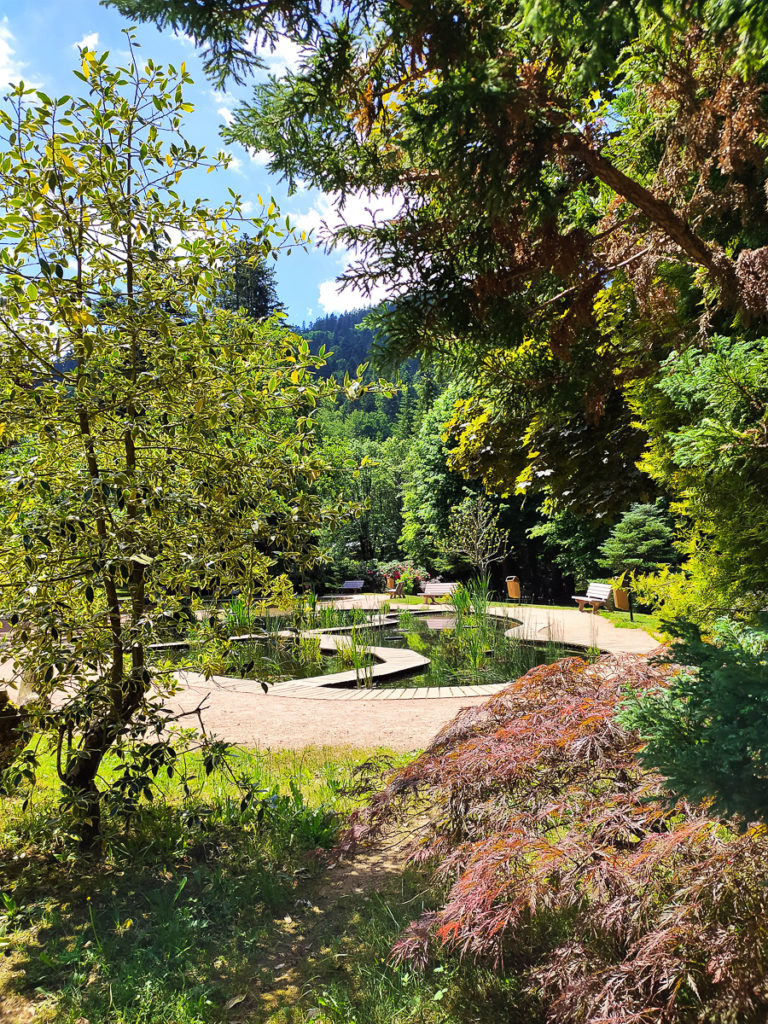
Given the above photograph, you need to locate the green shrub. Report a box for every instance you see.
[619,617,768,821]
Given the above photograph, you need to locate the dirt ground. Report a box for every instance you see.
[167,681,489,752]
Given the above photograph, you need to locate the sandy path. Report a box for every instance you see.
[168,679,489,751]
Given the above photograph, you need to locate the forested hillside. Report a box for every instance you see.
[297,308,588,601]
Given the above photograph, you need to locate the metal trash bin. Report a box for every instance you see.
[506,575,521,601]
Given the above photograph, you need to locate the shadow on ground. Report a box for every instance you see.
[0,807,534,1024]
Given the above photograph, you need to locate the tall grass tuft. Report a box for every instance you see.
[223,596,253,634]
[336,629,375,687]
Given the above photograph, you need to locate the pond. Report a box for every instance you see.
[352,611,586,688]
[152,633,374,683]
[152,605,588,689]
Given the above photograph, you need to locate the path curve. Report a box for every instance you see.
[166,598,660,750]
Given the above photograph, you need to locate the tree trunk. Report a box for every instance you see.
[562,135,740,301]
[63,664,149,849]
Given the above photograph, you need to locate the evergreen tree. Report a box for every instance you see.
[620,618,768,822]
[215,234,284,319]
[599,502,677,576]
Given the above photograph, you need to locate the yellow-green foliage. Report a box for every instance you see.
[628,339,768,624]
[631,566,712,625]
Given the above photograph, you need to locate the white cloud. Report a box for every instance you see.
[318,276,392,315]
[0,17,36,90]
[290,189,407,314]
[243,31,303,79]
[247,147,271,166]
[240,200,254,215]
[73,32,99,51]
[292,190,402,239]
[171,30,195,48]
[220,150,244,175]
[211,88,237,127]
[263,36,302,75]
[292,193,334,236]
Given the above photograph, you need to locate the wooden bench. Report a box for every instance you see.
[572,582,611,612]
[337,580,364,596]
[386,581,405,599]
[421,581,459,604]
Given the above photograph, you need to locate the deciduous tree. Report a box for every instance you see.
[440,494,510,579]
[0,39,365,841]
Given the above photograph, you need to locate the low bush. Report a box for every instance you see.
[338,655,768,1023]
[620,617,768,822]
[379,561,432,594]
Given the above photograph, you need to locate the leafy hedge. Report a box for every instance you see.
[338,654,768,1023]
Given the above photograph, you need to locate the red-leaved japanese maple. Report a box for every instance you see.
[338,655,768,1023]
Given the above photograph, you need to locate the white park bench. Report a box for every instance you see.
[421,581,459,604]
[572,582,612,612]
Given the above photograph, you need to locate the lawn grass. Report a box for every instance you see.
[598,608,664,634]
[256,866,535,1024]
[0,745,528,1024]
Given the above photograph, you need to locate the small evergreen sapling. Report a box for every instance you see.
[619,617,768,822]
[598,500,677,576]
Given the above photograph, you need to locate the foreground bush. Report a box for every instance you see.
[621,618,768,823]
[0,41,384,842]
[339,655,768,1023]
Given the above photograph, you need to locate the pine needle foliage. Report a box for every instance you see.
[620,618,768,822]
[599,500,677,575]
[337,654,768,1023]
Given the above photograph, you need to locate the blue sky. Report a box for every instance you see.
[0,0,385,324]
